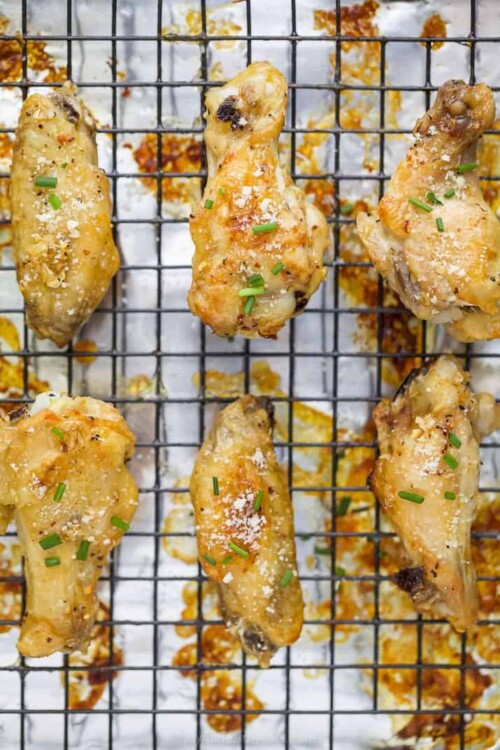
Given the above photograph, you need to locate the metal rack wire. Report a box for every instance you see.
[0,0,498,748]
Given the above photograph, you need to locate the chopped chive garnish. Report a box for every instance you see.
[444,188,456,199]
[202,553,217,566]
[110,516,130,532]
[378,550,388,559]
[398,490,425,504]
[408,197,433,213]
[248,273,264,287]
[39,532,62,550]
[314,546,331,555]
[45,556,61,568]
[337,495,352,516]
[53,482,66,502]
[244,296,255,315]
[228,541,249,558]
[444,453,459,469]
[238,286,265,297]
[340,202,353,215]
[253,489,263,511]
[252,221,277,234]
[48,193,62,209]
[61,162,68,168]
[280,569,293,587]
[204,199,214,209]
[335,566,346,577]
[448,433,462,449]
[271,261,285,275]
[76,540,91,561]
[218,187,226,195]
[436,217,444,232]
[51,426,65,439]
[212,476,219,495]
[456,162,477,173]
[351,505,370,514]
[444,491,456,501]
[426,191,443,206]
[34,176,57,188]
[222,555,232,565]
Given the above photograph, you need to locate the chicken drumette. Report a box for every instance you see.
[188,62,329,339]
[370,356,499,631]
[0,393,138,657]
[190,395,304,666]
[11,83,119,347]
[357,80,500,342]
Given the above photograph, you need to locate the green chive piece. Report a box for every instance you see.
[244,296,255,315]
[48,193,62,210]
[238,286,265,297]
[335,566,346,577]
[351,505,370,514]
[76,540,91,561]
[456,162,477,173]
[444,491,456,501]
[426,191,443,206]
[408,197,433,213]
[212,476,219,496]
[448,433,462,449]
[110,516,130,532]
[314,546,331,555]
[444,189,456,199]
[444,453,459,469]
[53,482,66,502]
[337,495,352,516]
[34,176,57,188]
[253,489,263,511]
[436,217,444,232]
[228,541,249,558]
[45,556,61,568]
[51,426,65,439]
[271,261,285,275]
[248,273,264,287]
[398,490,425,504]
[39,532,62,550]
[340,202,353,215]
[204,199,214,209]
[378,550,388,559]
[280,569,293,587]
[202,553,217,566]
[61,162,68,169]
[222,555,232,566]
[252,221,277,235]
[218,187,226,195]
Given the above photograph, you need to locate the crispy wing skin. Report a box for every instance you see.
[190,395,304,666]
[0,393,138,657]
[371,356,499,631]
[188,62,329,339]
[357,80,500,341]
[11,83,119,347]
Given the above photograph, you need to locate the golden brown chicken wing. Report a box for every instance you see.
[188,62,329,339]
[370,355,499,631]
[11,83,119,347]
[357,80,500,342]
[0,392,138,657]
[190,395,304,666]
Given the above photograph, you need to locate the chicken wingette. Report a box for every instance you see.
[190,395,304,666]
[370,356,499,631]
[188,61,329,339]
[11,83,119,347]
[0,392,138,657]
[357,80,500,342]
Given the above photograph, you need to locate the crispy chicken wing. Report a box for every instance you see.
[190,395,304,666]
[188,62,329,339]
[370,356,499,631]
[357,80,500,341]
[11,83,119,347]
[0,392,138,657]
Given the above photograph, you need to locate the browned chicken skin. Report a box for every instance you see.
[370,356,499,631]
[357,80,500,342]
[189,395,304,666]
[189,62,329,339]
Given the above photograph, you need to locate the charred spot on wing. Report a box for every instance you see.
[241,624,276,662]
[294,290,308,314]
[392,566,426,594]
[216,96,246,130]
[52,94,80,124]
[8,404,29,422]
[255,396,275,425]
[393,359,432,400]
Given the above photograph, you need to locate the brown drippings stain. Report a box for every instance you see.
[162,11,242,50]
[420,14,447,51]
[74,339,98,366]
[0,18,66,83]
[126,373,154,397]
[0,316,49,414]
[478,119,500,213]
[0,541,21,634]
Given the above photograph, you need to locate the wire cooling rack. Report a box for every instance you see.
[0,0,498,748]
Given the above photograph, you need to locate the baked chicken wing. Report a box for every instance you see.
[357,80,500,342]
[11,84,119,347]
[370,355,499,631]
[0,392,138,657]
[190,395,304,666]
[188,62,329,339]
